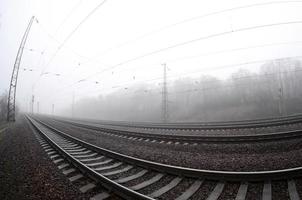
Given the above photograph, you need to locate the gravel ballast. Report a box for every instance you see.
[64,117,302,136]
[40,117,302,171]
[0,117,86,200]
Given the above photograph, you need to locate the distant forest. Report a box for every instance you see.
[71,58,302,122]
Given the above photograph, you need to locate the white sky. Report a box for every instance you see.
[1,0,302,114]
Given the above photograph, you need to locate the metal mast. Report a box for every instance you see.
[7,16,36,122]
[161,63,168,123]
[277,59,284,116]
[72,91,75,118]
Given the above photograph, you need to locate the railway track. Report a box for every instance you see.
[60,113,302,131]
[49,117,302,144]
[28,115,302,200]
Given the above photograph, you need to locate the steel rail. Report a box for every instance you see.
[55,113,302,130]
[28,115,302,182]
[95,113,302,124]
[27,116,154,200]
[53,118,302,143]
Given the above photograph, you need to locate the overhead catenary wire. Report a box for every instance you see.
[28,1,302,98]
[39,19,302,100]
[45,55,302,103]
[32,0,302,91]
[53,0,83,35]
[32,0,108,87]
[51,66,302,105]
[84,0,302,64]
[113,40,302,75]
[33,0,302,91]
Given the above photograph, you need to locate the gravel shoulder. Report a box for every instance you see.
[0,117,86,200]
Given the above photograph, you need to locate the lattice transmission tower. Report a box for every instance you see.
[7,16,36,122]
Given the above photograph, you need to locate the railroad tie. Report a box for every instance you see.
[44,148,53,152]
[69,174,84,182]
[94,162,122,171]
[58,163,70,170]
[64,146,83,150]
[148,177,182,198]
[114,169,148,184]
[47,151,56,155]
[50,154,60,159]
[288,180,300,200]
[102,165,133,176]
[74,153,97,158]
[235,182,248,200]
[130,173,164,191]
[175,180,203,200]
[69,150,92,155]
[86,159,112,167]
[262,181,272,200]
[206,182,225,200]
[53,158,64,164]
[80,183,96,193]
[67,148,87,152]
[80,156,104,162]
[62,168,76,175]
[90,192,110,200]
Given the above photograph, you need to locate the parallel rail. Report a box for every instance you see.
[60,113,302,131]
[28,115,302,200]
[52,118,302,143]
[28,116,302,181]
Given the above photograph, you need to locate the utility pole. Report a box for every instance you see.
[72,92,75,118]
[52,104,55,115]
[161,63,168,123]
[31,95,35,114]
[277,60,284,116]
[7,16,36,122]
[37,101,39,114]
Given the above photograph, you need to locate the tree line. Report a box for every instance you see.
[71,58,302,122]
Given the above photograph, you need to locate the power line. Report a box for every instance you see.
[76,20,302,81]
[65,68,302,104]
[84,0,302,64]
[112,40,302,77]
[39,0,302,89]
[33,0,108,87]
[36,0,302,87]
[54,0,83,35]
[58,0,108,52]
[44,55,302,102]
[72,39,302,94]
[41,19,302,99]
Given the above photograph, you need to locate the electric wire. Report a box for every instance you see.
[45,55,302,102]
[84,0,302,64]
[41,19,302,99]
[32,0,108,87]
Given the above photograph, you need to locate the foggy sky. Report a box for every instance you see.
[1,0,302,115]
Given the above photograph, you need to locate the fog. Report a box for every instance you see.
[1,0,302,122]
[67,58,302,122]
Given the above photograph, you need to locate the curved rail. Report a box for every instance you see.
[63,113,302,131]
[28,115,302,181]
[52,118,302,143]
